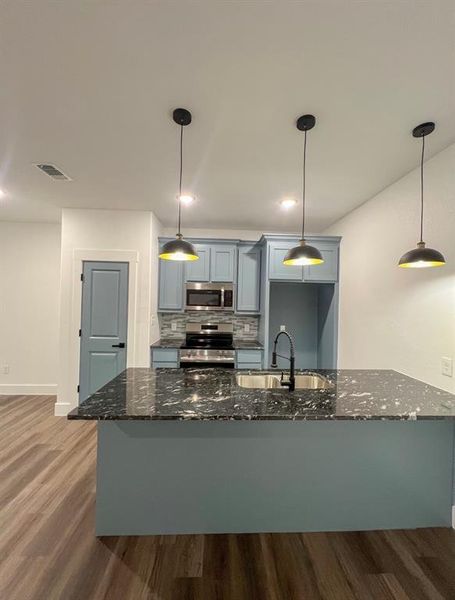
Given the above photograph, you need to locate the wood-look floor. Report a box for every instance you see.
[1,396,455,600]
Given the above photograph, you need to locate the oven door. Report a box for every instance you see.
[185,284,223,311]
[180,349,235,368]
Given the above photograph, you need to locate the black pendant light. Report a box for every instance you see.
[398,122,445,268]
[159,108,199,262]
[283,115,324,267]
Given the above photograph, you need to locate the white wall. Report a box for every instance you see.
[325,143,455,392]
[56,208,162,414]
[0,222,61,394]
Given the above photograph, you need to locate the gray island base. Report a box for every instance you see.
[67,368,455,536]
[96,421,453,536]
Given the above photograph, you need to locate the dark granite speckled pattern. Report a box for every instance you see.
[67,368,455,421]
[232,340,263,350]
[150,339,263,350]
[150,339,183,349]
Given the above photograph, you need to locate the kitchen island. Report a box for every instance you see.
[68,368,455,536]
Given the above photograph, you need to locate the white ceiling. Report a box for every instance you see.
[0,1,454,233]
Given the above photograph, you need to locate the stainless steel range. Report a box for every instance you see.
[179,323,235,368]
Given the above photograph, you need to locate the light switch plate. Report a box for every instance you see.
[280,325,286,332]
[442,357,453,377]
[171,322,178,331]
[244,324,250,333]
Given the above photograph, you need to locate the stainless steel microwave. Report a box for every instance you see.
[185,283,234,311]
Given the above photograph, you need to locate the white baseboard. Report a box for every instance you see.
[0,383,57,396]
[54,402,73,417]
[452,506,455,529]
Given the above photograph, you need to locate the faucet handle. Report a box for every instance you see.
[271,350,277,368]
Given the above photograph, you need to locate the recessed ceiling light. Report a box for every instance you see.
[179,194,194,205]
[280,198,297,210]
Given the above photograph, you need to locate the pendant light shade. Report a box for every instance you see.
[159,234,199,262]
[284,114,324,267]
[159,108,199,262]
[283,239,324,266]
[398,122,445,269]
[398,241,445,269]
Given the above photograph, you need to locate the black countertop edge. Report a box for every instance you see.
[68,414,449,422]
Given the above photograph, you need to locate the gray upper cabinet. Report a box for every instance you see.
[210,245,236,282]
[303,242,339,282]
[184,244,210,282]
[157,235,340,313]
[268,242,303,280]
[158,252,184,311]
[267,238,339,282]
[237,245,261,312]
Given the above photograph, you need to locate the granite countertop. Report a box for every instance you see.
[233,340,263,350]
[151,338,183,349]
[150,339,263,350]
[68,368,455,421]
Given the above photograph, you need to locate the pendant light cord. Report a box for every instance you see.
[419,134,425,243]
[301,129,307,240]
[177,124,183,236]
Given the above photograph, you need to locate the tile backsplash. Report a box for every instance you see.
[159,312,259,340]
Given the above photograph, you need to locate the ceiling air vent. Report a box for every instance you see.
[35,163,72,181]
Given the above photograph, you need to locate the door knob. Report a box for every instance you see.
[112,342,126,348]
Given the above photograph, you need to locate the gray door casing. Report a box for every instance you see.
[79,261,129,402]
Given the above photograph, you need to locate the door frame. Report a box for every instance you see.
[55,249,139,416]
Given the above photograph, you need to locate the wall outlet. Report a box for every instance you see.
[280,325,286,332]
[171,322,178,331]
[1,365,9,375]
[442,357,453,377]
[244,324,250,333]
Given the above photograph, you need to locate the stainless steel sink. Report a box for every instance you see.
[293,374,334,390]
[235,373,333,390]
[235,374,282,389]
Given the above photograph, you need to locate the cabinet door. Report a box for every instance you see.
[184,245,210,282]
[158,256,184,311]
[152,348,179,368]
[210,245,236,282]
[235,349,263,369]
[303,243,339,282]
[237,245,261,312]
[268,242,303,280]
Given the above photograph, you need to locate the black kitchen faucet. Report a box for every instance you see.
[270,330,296,391]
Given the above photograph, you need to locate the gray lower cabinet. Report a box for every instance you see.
[268,239,339,282]
[158,252,184,311]
[236,349,263,369]
[151,348,179,368]
[236,244,261,313]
